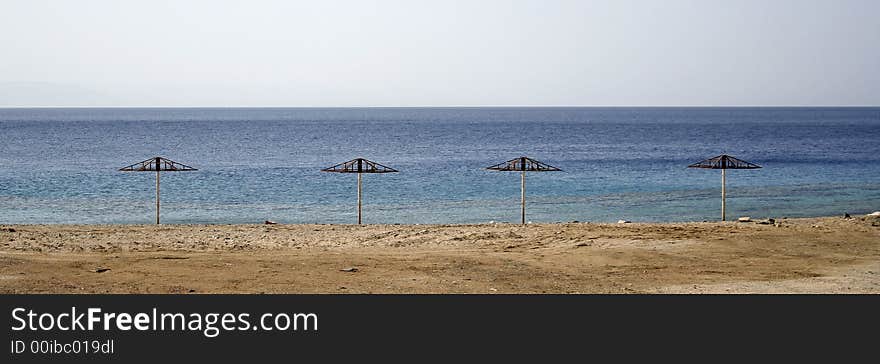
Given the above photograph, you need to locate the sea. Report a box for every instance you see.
[0,107,878,224]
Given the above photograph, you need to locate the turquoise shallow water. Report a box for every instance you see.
[0,107,878,224]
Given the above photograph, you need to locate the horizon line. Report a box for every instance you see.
[1,105,879,109]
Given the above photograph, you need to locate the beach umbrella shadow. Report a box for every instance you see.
[321,158,398,224]
[119,156,197,224]
[486,156,561,225]
[688,154,761,221]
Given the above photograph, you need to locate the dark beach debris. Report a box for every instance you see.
[0,228,15,233]
[340,267,359,273]
[156,256,189,260]
[264,220,278,225]
[575,242,591,247]
[93,267,111,273]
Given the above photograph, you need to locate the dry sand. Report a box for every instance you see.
[1,216,878,294]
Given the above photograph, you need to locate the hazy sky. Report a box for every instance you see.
[1,0,878,106]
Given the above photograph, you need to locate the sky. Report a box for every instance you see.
[0,0,878,107]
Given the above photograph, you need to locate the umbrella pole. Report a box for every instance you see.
[521,170,526,225]
[357,173,362,225]
[156,170,160,225]
[721,169,726,221]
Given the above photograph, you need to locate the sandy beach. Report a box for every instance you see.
[1,215,878,294]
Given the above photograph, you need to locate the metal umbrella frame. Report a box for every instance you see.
[688,154,761,221]
[120,156,197,224]
[486,156,561,225]
[321,158,398,224]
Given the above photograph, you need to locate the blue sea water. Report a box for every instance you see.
[0,107,878,224]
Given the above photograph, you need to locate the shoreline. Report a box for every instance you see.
[0,213,867,227]
[3,207,875,227]
[1,215,878,293]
